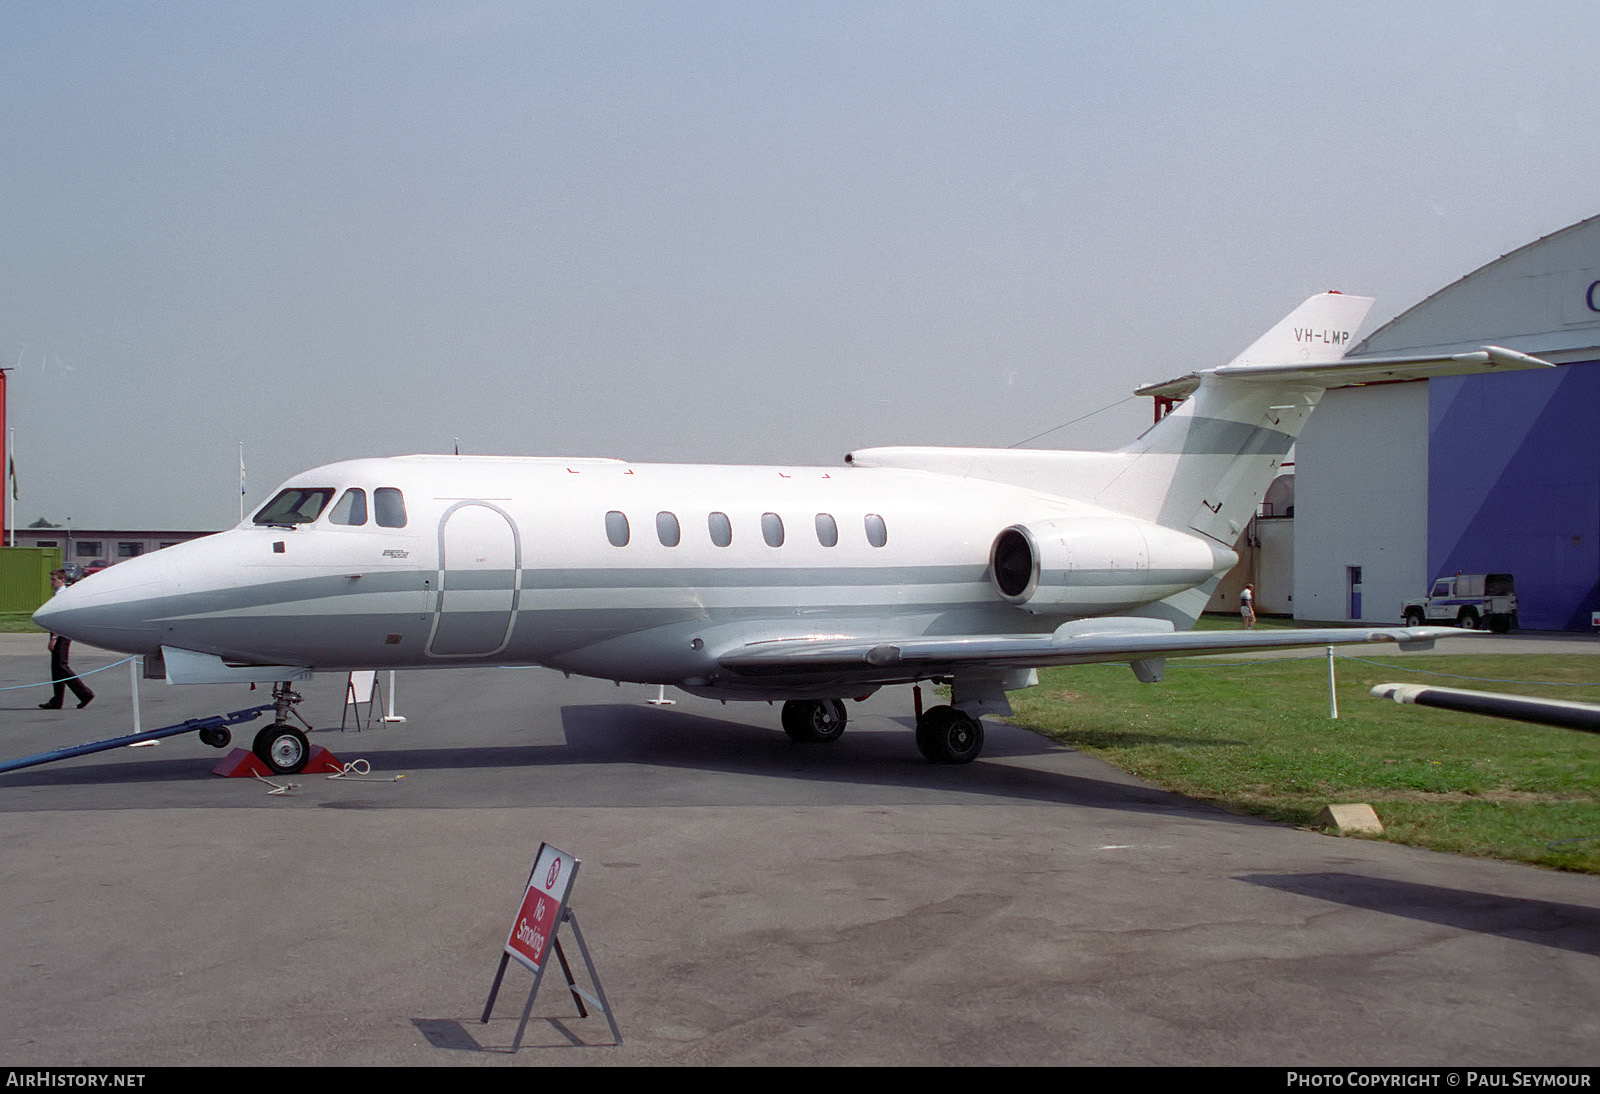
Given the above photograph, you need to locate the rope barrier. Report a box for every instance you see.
[0,654,141,692]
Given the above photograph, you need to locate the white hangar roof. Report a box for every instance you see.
[1349,214,1600,364]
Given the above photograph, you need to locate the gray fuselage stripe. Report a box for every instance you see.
[1134,415,1295,457]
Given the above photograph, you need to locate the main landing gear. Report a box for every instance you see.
[781,698,847,743]
[779,694,986,764]
[249,682,314,775]
[914,704,985,765]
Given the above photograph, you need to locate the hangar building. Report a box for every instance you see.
[1284,215,1600,631]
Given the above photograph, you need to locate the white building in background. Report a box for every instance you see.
[1226,215,1600,630]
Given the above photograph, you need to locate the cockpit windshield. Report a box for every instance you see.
[253,488,335,526]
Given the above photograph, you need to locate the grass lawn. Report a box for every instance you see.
[0,612,43,633]
[1005,652,1600,872]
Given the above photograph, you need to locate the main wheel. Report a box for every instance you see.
[780,699,847,743]
[1458,610,1480,630]
[915,705,985,765]
[253,724,310,774]
[1404,610,1425,628]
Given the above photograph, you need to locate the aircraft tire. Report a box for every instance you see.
[915,705,984,764]
[253,724,310,775]
[781,699,847,743]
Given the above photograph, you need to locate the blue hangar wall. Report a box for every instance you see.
[1429,359,1600,630]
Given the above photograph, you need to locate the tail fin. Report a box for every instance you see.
[1220,291,1373,368]
[847,290,1549,551]
[1101,292,1375,545]
[1103,292,1548,549]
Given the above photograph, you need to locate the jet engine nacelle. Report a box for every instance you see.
[990,516,1231,615]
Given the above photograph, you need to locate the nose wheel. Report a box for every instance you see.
[250,682,315,774]
[252,724,310,774]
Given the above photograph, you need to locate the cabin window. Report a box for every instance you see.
[656,511,681,547]
[815,513,838,547]
[865,513,887,548]
[374,488,407,528]
[329,488,368,526]
[762,512,785,547]
[254,487,334,526]
[605,511,630,547]
[708,512,732,547]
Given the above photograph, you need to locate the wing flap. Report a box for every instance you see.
[718,621,1461,677]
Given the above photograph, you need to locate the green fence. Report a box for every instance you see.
[0,547,63,615]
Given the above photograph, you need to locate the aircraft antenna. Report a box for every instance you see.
[1007,396,1136,448]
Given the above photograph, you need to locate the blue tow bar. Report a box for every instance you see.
[0,704,278,775]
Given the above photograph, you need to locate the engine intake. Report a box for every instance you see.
[989,516,1229,615]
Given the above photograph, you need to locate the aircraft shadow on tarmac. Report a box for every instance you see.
[547,702,1251,815]
[0,700,1263,823]
[1242,873,1600,957]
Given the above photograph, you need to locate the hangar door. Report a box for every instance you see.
[427,502,521,657]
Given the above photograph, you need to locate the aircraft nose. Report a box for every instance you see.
[32,554,169,655]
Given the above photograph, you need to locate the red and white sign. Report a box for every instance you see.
[504,843,578,973]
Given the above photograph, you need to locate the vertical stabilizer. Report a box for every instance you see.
[1224,292,1375,367]
[844,291,1549,631]
[1095,293,1375,544]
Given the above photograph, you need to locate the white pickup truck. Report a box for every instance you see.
[1403,573,1517,633]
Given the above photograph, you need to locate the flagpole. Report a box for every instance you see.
[1,370,9,548]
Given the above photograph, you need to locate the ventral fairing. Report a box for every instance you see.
[36,293,1550,773]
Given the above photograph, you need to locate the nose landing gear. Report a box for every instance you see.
[251,682,316,774]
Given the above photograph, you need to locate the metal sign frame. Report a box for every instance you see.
[481,842,621,1050]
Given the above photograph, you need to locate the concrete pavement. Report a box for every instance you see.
[1,634,1596,1065]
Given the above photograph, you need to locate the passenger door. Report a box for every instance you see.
[426,502,520,657]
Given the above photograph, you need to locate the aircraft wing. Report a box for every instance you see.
[718,620,1458,679]
[1372,683,1600,734]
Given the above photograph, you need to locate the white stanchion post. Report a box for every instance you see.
[1327,645,1338,720]
[382,670,406,723]
[126,657,157,748]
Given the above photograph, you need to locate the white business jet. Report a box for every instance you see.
[35,293,1548,774]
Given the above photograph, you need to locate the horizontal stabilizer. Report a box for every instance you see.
[1137,345,1551,401]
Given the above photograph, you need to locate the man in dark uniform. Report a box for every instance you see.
[39,568,94,710]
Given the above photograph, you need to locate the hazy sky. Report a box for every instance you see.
[3,1,1597,530]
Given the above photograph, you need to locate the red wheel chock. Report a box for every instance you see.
[212,745,345,778]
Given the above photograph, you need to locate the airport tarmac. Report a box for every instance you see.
[1,633,1598,1066]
